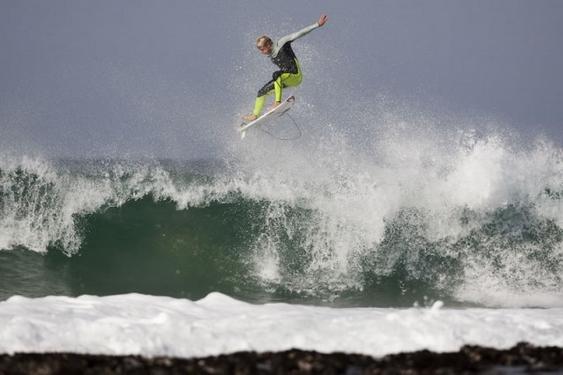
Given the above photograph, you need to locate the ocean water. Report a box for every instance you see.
[1,126,562,356]
[1,130,562,308]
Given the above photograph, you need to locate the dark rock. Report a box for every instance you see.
[0,342,562,374]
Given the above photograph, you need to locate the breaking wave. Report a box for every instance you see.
[1,125,562,308]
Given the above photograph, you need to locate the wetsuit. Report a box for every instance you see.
[252,23,320,117]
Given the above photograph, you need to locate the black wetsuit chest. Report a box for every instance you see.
[270,43,298,74]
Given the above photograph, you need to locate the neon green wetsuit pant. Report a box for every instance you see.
[253,64,302,117]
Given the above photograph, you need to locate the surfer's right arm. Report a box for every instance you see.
[273,14,328,55]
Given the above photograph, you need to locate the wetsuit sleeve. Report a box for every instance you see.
[273,23,319,56]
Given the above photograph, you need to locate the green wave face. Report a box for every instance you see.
[0,156,562,307]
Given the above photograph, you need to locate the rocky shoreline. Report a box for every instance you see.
[1,342,562,374]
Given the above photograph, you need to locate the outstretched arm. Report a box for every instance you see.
[274,14,328,53]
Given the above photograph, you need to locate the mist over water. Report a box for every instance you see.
[1,2,562,309]
[1,100,561,307]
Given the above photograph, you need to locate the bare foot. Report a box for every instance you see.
[242,114,258,123]
[268,101,281,111]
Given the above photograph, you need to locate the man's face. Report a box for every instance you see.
[257,42,272,55]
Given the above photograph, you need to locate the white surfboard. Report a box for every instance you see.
[239,96,296,139]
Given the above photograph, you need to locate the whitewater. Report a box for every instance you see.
[2,1,563,364]
[1,126,562,305]
[1,103,562,358]
[1,293,563,358]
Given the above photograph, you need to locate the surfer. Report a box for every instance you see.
[242,14,328,123]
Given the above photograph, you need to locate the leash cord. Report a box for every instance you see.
[258,113,302,141]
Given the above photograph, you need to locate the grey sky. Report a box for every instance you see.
[1,0,562,158]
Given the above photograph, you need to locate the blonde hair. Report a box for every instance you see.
[256,35,273,47]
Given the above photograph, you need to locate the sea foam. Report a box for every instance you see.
[0,293,562,358]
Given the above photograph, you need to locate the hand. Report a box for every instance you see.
[318,14,328,27]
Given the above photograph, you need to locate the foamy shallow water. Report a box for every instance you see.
[1,292,562,358]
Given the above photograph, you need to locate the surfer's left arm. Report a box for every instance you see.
[275,14,328,48]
